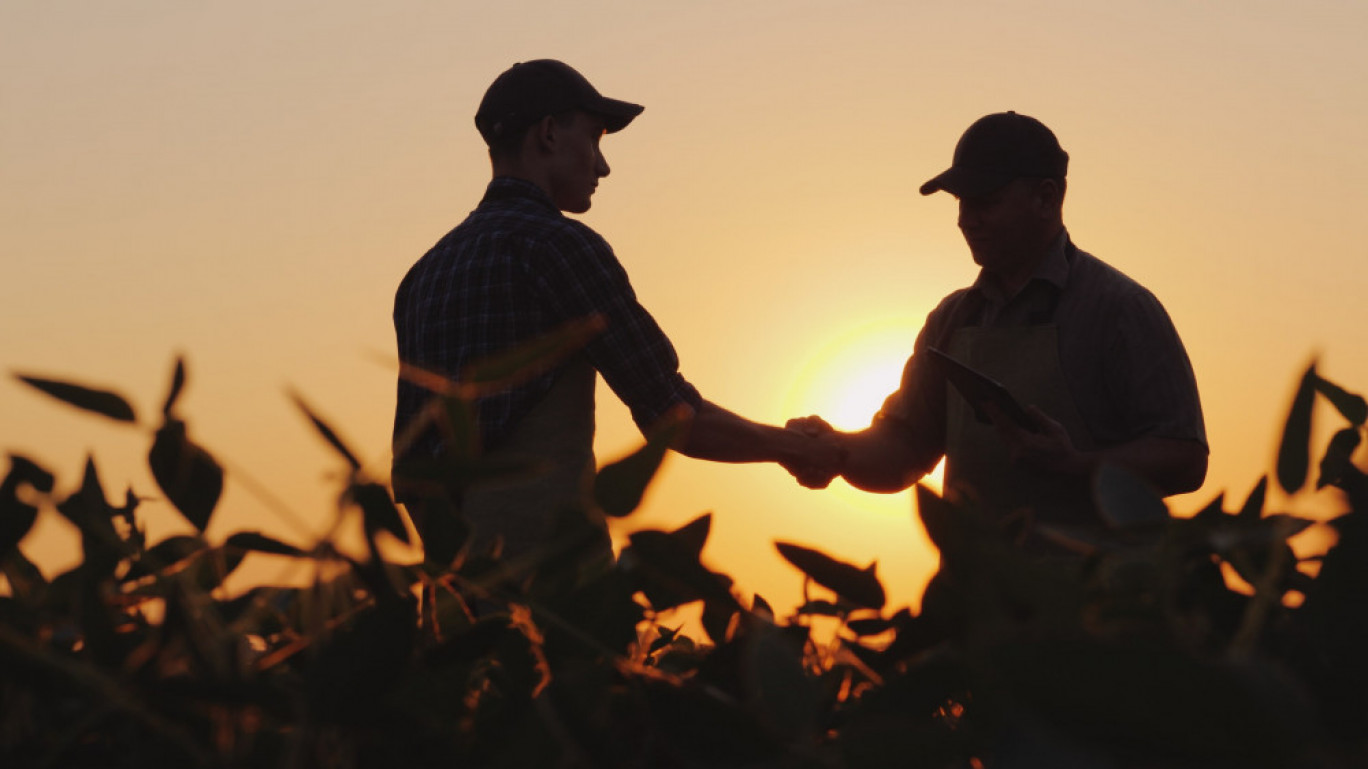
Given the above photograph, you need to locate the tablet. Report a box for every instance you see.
[926,347,1039,432]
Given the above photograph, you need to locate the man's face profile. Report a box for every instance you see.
[955,178,1047,273]
[546,111,611,214]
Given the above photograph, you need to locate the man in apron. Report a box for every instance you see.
[392,60,839,569]
[787,112,1207,538]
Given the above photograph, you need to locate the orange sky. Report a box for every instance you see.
[4,2,1367,616]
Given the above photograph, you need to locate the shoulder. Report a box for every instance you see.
[927,287,976,323]
[1063,245,1190,357]
[1065,245,1173,316]
[915,287,977,351]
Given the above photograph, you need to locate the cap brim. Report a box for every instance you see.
[919,167,1012,197]
[594,97,644,133]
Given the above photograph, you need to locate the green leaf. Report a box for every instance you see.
[1317,427,1361,490]
[290,391,361,471]
[593,410,685,517]
[149,418,223,532]
[225,530,307,557]
[1277,362,1317,494]
[162,356,186,416]
[1094,463,1169,527]
[775,541,885,609]
[1313,373,1368,426]
[14,373,137,423]
[459,315,606,397]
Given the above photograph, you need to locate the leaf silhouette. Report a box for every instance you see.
[1277,362,1317,494]
[847,617,896,636]
[149,419,223,532]
[56,458,126,578]
[1317,427,1362,490]
[459,315,606,398]
[795,600,844,617]
[1,455,54,556]
[162,356,187,416]
[1238,477,1268,522]
[1312,373,1368,426]
[290,391,361,471]
[15,373,137,423]
[593,408,685,517]
[915,484,968,560]
[624,514,733,611]
[348,481,410,545]
[226,531,307,558]
[775,542,885,610]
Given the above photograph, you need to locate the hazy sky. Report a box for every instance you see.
[4,1,1367,613]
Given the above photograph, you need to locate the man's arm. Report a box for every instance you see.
[675,401,845,477]
[992,404,1207,497]
[784,416,939,493]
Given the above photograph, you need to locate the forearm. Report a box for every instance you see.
[1075,435,1209,497]
[837,427,937,494]
[676,400,815,466]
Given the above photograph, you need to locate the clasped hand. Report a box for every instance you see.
[781,415,845,489]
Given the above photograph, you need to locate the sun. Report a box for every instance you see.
[785,318,917,431]
[782,318,944,496]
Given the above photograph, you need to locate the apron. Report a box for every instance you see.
[942,308,1098,531]
[461,359,609,563]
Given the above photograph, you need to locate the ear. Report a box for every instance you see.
[1034,178,1065,217]
[529,114,560,154]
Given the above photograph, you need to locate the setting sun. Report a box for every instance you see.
[783,317,946,498]
[784,318,917,431]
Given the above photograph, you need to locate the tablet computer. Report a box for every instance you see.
[926,347,1039,433]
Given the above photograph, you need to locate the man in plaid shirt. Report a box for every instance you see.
[393,60,837,563]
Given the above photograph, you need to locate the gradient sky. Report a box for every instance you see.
[4,1,1367,615]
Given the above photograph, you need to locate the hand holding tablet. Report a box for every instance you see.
[926,347,1041,433]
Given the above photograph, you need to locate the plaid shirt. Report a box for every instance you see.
[393,177,701,461]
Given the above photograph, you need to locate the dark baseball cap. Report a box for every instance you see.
[474,59,644,145]
[919,111,1068,197]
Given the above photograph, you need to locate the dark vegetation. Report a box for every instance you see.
[3,331,1367,767]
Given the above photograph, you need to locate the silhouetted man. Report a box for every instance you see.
[393,60,835,563]
[789,112,1207,534]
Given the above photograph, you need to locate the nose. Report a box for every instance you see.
[596,149,610,179]
[957,198,981,231]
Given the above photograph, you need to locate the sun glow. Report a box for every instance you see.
[783,318,945,498]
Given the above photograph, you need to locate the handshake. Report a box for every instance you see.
[781,415,848,489]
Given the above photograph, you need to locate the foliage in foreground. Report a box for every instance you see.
[2,344,1367,768]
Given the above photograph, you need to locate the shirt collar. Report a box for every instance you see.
[971,229,1072,304]
[481,176,559,213]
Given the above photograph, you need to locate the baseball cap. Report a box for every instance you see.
[919,111,1068,197]
[474,59,644,145]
